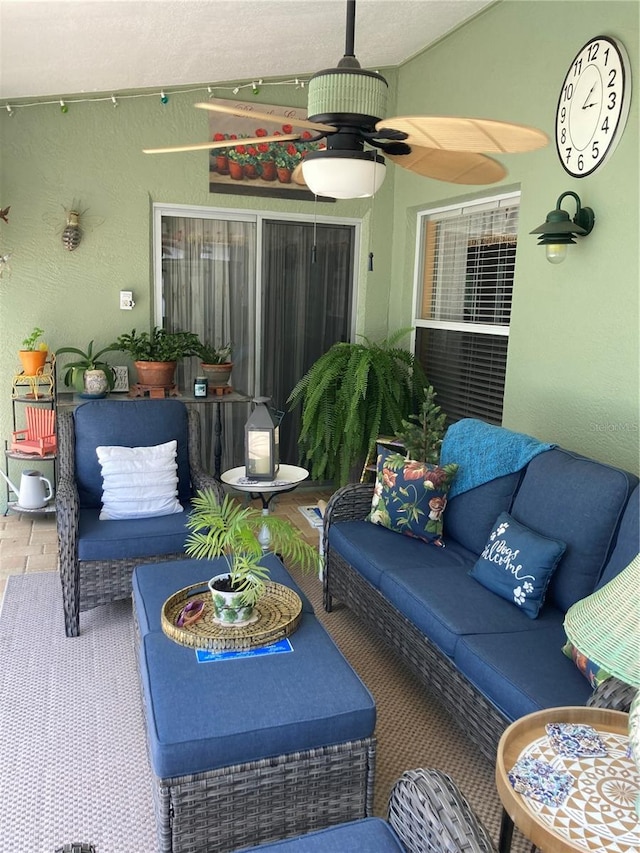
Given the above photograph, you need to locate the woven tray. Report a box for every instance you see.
[161,581,303,651]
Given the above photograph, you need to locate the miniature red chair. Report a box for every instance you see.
[11,407,57,456]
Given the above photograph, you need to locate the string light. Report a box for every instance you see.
[0,79,311,115]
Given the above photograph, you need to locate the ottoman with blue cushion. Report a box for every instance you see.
[132,556,377,853]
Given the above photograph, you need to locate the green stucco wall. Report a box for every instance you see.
[389,0,639,473]
[0,0,638,517]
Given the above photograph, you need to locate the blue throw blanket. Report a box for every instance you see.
[440,418,554,499]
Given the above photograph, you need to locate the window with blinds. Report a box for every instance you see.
[413,192,520,425]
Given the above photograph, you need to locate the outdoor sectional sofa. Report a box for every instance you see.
[323,418,639,763]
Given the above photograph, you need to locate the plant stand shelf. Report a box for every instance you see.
[129,383,180,398]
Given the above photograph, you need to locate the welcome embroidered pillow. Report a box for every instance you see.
[367,446,458,546]
[470,511,566,618]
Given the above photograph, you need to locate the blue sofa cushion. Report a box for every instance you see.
[139,615,376,778]
[377,550,564,658]
[509,449,638,611]
[444,471,524,556]
[77,504,194,562]
[132,554,314,637]
[368,447,458,546]
[238,818,404,851]
[470,512,566,619]
[597,485,639,588]
[73,399,192,508]
[454,624,593,721]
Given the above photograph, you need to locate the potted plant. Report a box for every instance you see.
[56,340,119,397]
[287,329,428,487]
[18,326,48,375]
[197,341,233,390]
[185,490,319,625]
[112,327,201,389]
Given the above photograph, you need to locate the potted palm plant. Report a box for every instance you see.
[185,490,319,626]
[112,327,201,389]
[56,340,119,397]
[288,329,428,486]
[197,341,233,390]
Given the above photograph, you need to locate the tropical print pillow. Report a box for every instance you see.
[367,446,458,546]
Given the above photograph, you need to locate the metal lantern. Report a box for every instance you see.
[244,397,280,480]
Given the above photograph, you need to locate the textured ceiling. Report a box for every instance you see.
[0,0,494,100]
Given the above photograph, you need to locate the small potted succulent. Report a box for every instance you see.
[19,326,49,375]
[112,327,201,389]
[197,341,233,390]
[185,490,319,625]
[56,340,119,397]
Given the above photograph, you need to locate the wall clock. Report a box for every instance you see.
[555,35,631,177]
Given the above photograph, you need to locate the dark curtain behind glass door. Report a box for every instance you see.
[261,220,354,466]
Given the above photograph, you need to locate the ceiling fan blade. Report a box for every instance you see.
[377,116,548,154]
[385,146,507,185]
[194,102,336,134]
[143,133,300,155]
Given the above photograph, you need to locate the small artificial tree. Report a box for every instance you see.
[393,385,448,464]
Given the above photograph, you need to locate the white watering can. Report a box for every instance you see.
[0,468,53,509]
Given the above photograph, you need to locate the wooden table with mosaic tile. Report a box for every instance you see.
[496,706,639,853]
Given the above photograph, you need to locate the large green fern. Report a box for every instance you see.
[288,330,427,486]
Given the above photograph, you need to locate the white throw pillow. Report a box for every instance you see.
[96,440,183,520]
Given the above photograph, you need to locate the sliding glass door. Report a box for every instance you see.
[154,205,357,475]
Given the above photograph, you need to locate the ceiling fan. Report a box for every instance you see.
[143,0,548,198]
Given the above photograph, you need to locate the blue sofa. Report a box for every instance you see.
[323,420,639,762]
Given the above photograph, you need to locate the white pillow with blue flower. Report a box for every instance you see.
[470,512,566,618]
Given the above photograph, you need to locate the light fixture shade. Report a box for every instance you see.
[563,554,640,687]
[244,398,279,481]
[301,150,386,199]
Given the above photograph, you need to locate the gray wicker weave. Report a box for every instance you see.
[56,407,222,637]
[388,768,497,852]
[322,483,634,765]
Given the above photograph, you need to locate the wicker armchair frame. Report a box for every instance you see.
[323,483,635,765]
[388,767,497,852]
[56,407,222,638]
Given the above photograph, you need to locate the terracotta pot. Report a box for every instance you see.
[134,361,177,388]
[201,362,232,389]
[243,163,258,179]
[18,350,47,376]
[228,161,244,180]
[277,167,292,184]
[260,161,277,181]
[215,154,229,174]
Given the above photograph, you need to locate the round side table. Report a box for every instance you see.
[495,705,638,853]
[221,464,310,549]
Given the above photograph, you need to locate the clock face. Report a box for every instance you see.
[555,36,631,177]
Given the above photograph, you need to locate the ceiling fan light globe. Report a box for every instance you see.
[302,151,386,199]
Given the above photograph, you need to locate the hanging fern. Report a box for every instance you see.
[288,330,427,486]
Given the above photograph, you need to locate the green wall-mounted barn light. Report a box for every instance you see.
[530,191,595,264]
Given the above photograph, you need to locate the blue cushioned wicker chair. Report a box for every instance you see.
[237,767,497,852]
[56,399,222,637]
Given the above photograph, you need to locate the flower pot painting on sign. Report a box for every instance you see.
[208,98,334,203]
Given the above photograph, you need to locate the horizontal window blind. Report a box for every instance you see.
[414,193,519,424]
[416,328,508,425]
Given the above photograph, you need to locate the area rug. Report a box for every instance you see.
[0,572,157,853]
[0,571,529,853]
